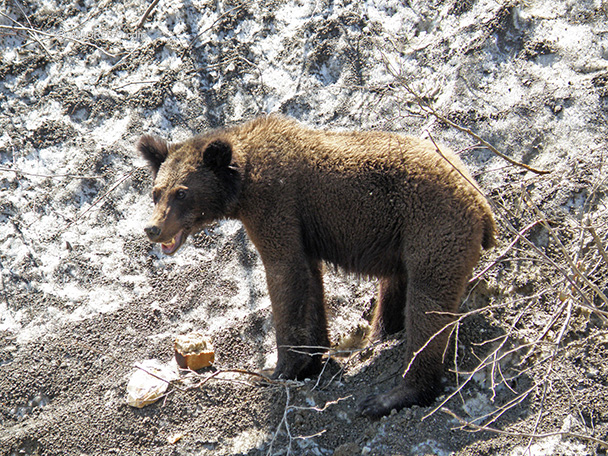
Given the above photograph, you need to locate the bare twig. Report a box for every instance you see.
[113,80,159,91]
[498,212,606,318]
[442,408,608,449]
[134,364,186,392]
[1,5,52,57]
[526,365,552,454]
[62,171,133,231]
[521,189,608,306]
[0,20,122,58]
[424,296,538,422]
[266,384,350,455]
[187,367,284,387]
[381,53,550,175]
[313,355,333,390]
[469,220,543,283]
[187,5,246,51]
[0,259,9,309]
[137,0,162,29]
[267,385,293,456]
[426,130,491,202]
[585,221,608,266]
[0,166,101,180]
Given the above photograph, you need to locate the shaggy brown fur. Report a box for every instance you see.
[138,115,496,417]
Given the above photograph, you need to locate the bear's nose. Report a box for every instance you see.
[144,225,161,241]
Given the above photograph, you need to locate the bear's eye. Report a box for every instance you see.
[152,190,160,204]
[175,189,187,200]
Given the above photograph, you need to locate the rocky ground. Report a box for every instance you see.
[1,0,608,454]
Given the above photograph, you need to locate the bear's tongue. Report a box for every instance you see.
[161,230,183,255]
[161,238,176,253]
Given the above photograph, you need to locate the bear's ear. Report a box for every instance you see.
[202,139,232,169]
[137,135,169,178]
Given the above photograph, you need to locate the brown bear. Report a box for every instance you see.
[138,115,496,417]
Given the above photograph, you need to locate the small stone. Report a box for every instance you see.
[333,442,359,456]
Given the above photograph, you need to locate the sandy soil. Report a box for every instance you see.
[1,0,608,455]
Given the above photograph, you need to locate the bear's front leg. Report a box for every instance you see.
[263,257,330,380]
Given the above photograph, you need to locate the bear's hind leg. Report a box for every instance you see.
[370,274,407,341]
[360,268,466,417]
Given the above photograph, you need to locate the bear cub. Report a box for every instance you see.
[138,115,496,417]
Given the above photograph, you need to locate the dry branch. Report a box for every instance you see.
[0,166,101,180]
[0,7,52,57]
[134,363,186,392]
[585,221,608,265]
[136,0,162,29]
[265,384,350,455]
[520,189,608,307]
[0,259,10,309]
[380,53,550,175]
[187,5,246,51]
[0,17,122,58]
[469,220,543,283]
[62,171,133,232]
[442,408,608,449]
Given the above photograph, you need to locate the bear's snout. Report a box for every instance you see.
[144,225,161,241]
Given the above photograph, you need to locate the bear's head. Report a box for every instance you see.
[137,134,241,255]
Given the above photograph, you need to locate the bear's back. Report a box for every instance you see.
[231,116,474,187]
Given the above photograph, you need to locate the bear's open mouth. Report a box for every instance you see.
[161,230,185,255]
